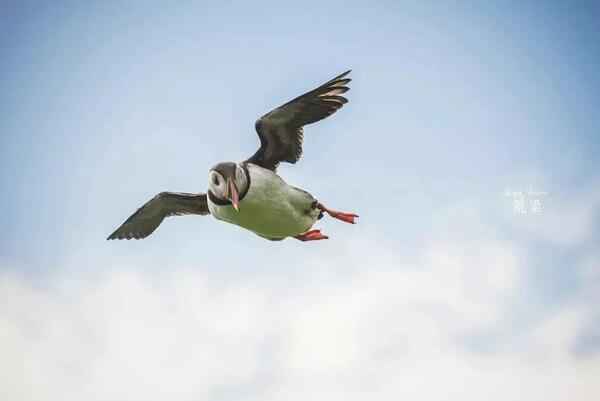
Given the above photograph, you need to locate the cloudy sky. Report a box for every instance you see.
[1,1,599,400]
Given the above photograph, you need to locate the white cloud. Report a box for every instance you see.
[2,229,599,401]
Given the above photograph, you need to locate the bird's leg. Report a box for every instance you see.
[294,229,329,241]
[316,202,359,224]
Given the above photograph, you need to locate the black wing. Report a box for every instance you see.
[107,192,209,240]
[246,70,351,171]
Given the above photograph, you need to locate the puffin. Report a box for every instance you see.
[107,70,357,242]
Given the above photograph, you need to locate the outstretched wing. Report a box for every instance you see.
[107,192,209,240]
[246,70,351,171]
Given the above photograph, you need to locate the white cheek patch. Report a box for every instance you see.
[209,173,227,197]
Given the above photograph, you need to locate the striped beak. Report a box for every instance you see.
[227,178,240,212]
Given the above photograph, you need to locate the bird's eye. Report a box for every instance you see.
[212,175,220,185]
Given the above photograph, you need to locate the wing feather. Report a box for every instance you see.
[246,70,351,171]
[107,192,209,240]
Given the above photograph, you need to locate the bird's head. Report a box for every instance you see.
[208,162,248,211]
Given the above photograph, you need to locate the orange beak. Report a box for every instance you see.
[227,178,240,211]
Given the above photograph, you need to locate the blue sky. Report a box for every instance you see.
[1,1,599,400]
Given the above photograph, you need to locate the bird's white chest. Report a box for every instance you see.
[207,164,318,239]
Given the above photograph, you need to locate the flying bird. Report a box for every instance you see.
[107,70,358,242]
